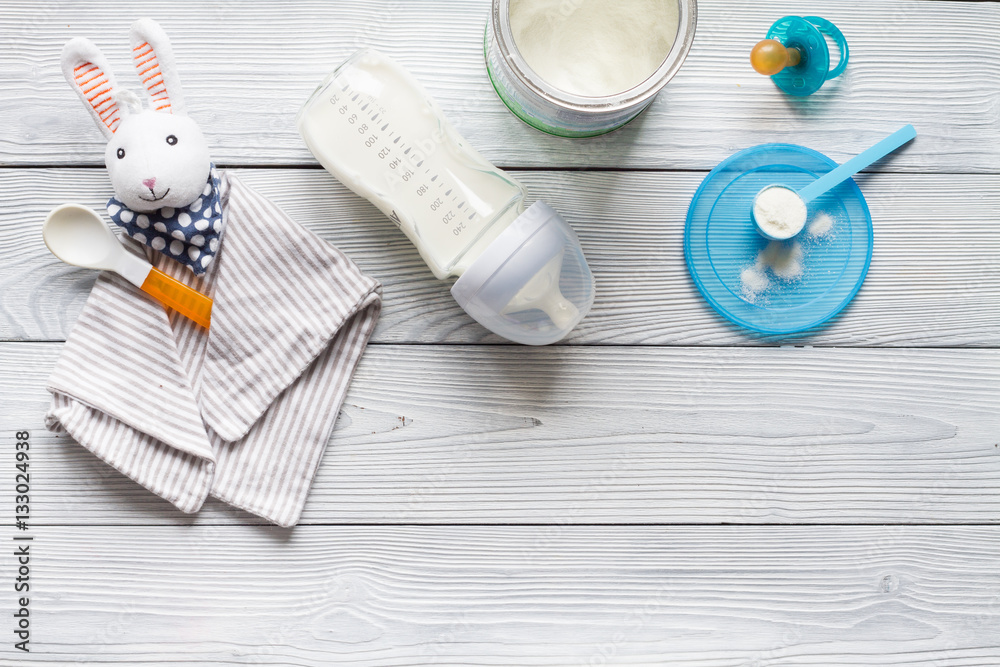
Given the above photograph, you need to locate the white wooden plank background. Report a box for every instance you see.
[2,169,998,345]
[1,0,998,171]
[2,526,999,666]
[0,526,1000,667]
[1,0,998,664]
[2,343,998,525]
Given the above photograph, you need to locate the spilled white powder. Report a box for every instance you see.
[740,241,804,302]
[753,185,807,239]
[740,265,770,301]
[807,212,835,238]
[759,241,804,279]
[739,209,839,303]
[509,0,679,97]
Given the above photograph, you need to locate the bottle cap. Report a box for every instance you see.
[451,201,595,345]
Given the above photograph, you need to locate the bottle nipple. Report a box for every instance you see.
[751,39,801,76]
[501,251,580,330]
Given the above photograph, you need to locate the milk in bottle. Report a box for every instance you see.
[298,49,595,345]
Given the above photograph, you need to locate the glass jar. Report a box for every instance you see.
[485,0,698,138]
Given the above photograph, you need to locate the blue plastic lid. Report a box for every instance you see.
[684,143,873,334]
[767,16,848,96]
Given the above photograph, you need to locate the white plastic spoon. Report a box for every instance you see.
[752,125,917,240]
[43,204,212,328]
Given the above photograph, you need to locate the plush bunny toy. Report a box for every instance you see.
[61,19,221,273]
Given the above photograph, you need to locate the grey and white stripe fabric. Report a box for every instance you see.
[45,172,382,527]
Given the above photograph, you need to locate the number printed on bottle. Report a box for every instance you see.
[298,50,545,278]
[334,74,470,242]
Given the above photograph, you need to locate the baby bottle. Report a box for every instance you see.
[297,49,595,345]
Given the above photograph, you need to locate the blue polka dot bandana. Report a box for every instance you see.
[107,166,223,275]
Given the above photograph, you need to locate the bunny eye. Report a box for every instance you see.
[166,135,178,145]
[116,148,125,159]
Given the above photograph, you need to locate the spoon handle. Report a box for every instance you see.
[141,268,213,329]
[798,125,917,204]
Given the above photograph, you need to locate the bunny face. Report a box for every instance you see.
[62,19,211,213]
[105,110,210,213]
[62,19,225,275]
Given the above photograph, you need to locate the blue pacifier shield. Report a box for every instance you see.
[684,144,873,334]
[767,16,848,96]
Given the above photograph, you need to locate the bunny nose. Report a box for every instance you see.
[142,177,157,190]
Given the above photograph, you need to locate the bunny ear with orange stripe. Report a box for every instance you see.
[128,18,186,115]
[61,38,124,139]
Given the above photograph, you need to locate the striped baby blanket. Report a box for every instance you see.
[45,173,382,527]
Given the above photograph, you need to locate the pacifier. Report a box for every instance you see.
[751,16,849,96]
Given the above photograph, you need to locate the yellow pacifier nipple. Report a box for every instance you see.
[750,39,801,76]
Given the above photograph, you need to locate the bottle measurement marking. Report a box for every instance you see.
[332,80,476,238]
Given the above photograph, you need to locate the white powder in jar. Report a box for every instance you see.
[509,0,679,97]
[753,185,807,239]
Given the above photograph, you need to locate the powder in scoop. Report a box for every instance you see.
[753,186,807,239]
[509,0,679,97]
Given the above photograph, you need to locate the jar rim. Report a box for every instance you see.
[491,0,698,113]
